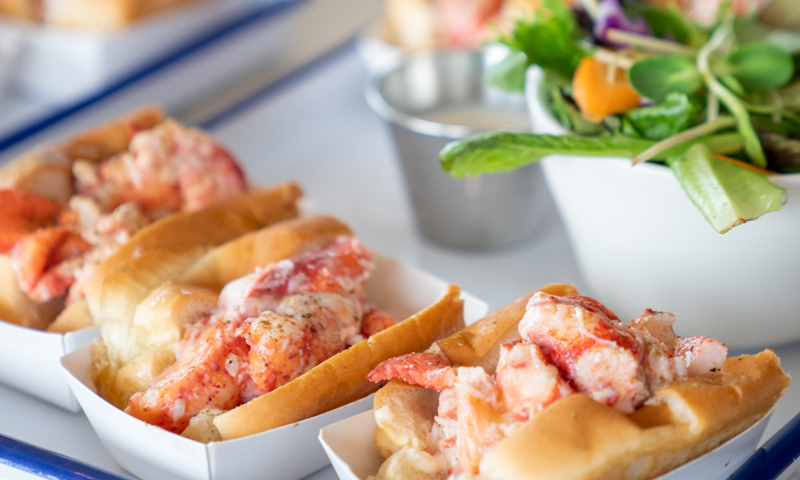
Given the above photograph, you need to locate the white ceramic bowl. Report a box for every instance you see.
[319,408,772,480]
[525,67,800,348]
[61,253,489,480]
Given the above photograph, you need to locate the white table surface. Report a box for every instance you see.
[1,46,799,480]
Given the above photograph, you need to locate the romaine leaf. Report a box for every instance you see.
[623,93,703,140]
[628,55,703,102]
[667,144,785,233]
[439,132,744,178]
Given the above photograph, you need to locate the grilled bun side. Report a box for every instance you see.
[178,215,353,292]
[371,288,790,480]
[373,381,440,459]
[88,184,302,408]
[0,106,164,202]
[214,284,466,440]
[481,351,790,480]
[85,182,302,329]
[372,283,577,458]
[58,105,165,164]
[92,284,219,409]
[436,283,577,373]
[0,106,163,331]
[96,216,349,406]
[46,300,93,333]
[0,255,64,329]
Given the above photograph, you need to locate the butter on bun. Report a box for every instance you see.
[369,286,790,480]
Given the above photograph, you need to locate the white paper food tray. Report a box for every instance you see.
[320,408,773,480]
[1,0,288,102]
[60,252,490,480]
[0,321,98,412]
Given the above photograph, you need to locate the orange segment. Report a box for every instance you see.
[571,57,641,123]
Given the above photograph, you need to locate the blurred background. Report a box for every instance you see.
[0,0,800,478]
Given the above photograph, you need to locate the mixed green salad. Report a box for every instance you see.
[439,0,800,233]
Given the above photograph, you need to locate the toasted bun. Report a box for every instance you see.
[214,284,467,440]
[374,381,440,458]
[59,105,165,164]
[92,211,361,409]
[0,106,164,331]
[0,106,164,202]
[91,283,219,409]
[373,288,791,480]
[89,184,303,407]
[481,351,790,480]
[178,215,352,292]
[436,283,577,373]
[0,254,64,329]
[86,182,302,331]
[47,300,93,333]
[375,445,448,480]
[371,283,576,458]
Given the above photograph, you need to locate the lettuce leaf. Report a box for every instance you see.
[667,144,785,233]
[439,132,744,178]
[487,0,587,91]
[622,93,703,141]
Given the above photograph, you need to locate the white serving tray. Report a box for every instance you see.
[319,408,773,480]
[0,321,98,412]
[60,252,489,480]
[1,0,290,102]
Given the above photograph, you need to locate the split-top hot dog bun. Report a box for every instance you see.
[176,214,354,293]
[213,283,466,440]
[0,106,164,202]
[90,184,304,408]
[0,107,164,330]
[372,283,577,461]
[482,351,788,480]
[370,287,791,480]
[92,213,468,441]
[85,182,303,328]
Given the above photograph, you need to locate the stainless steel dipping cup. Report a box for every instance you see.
[366,49,549,249]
